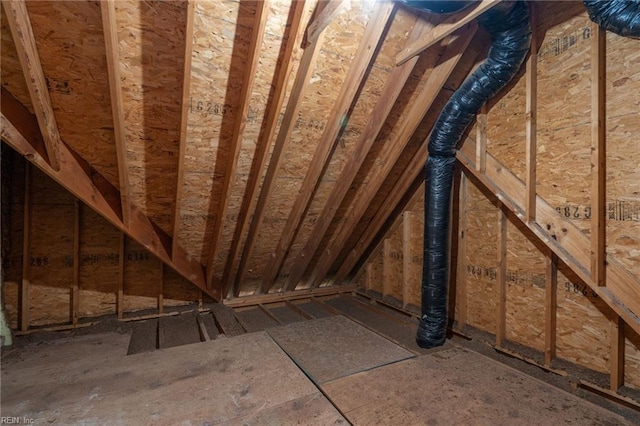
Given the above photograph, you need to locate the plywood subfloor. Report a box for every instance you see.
[322,346,632,425]
[1,331,346,425]
[267,315,415,384]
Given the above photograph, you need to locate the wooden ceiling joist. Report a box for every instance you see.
[1,89,221,301]
[231,0,339,298]
[205,0,269,290]
[290,24,478,289]
[172,0,196,260]
[261,1,396,294]
[396,0,502,65]
[2,0,61,171]
[222,1,308,291]
[306,0,351,44]
[100,0,131,227]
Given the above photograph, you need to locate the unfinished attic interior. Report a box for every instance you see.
[1,0,640,423]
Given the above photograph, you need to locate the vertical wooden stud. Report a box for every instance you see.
[456,172,468,329]
[365,263,373,292]
[117,232,125,320]
[382,239,391,298]
[610,314,625,391]
[476,104,487,173]
[158,264,164,315]
[525,2,537,222]
[71,199,81,325]
[496,205,507,346]
[20,162,31,331]
[402,211,411,309]
[544,252,558,366]
[590,22,606,287]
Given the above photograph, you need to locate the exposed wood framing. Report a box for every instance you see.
[2,0,61,171]
[496,205,507,346]
[117,232,125,320]
[223,284,356,308]
[100,0,131,226]
[232,4,328,297]
[396,0,501,65]
[590,22,606,287]
[524,2,537,222]
[262,1,395,293]
[382,238,392,297]
[455,171,468,328]
[72,199,80,325]
[1,89,220,301]
[172,0,196,260]
[610,314,625,391]
[206,1,269,289]
[365,262,373,292]
[223,1,308,288]
[476,104,487,173]
[20,162,31,332]
[304,25,477,289]
[306,0,350,44]
[158,264,165,315]
[544,252,558,366]
[456,139,640,336]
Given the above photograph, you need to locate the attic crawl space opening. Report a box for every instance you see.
[0,0,639,408]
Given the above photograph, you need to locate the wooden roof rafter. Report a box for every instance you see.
[288,23,478,290]
[2,0,61,171]
[230,0,347,298]
[172,0,196,260]
[100,0,131,227]
[260,0,396,295]
[396,0,502,65]
[1,89,221,301]
[222,0,308,292]
[205,0,269,290]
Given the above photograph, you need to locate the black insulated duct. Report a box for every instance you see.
[583,0,640,39]
[397,0,640,349]
[398,0,532,348]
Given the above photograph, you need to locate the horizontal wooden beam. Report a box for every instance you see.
[396,0,501,65]
[457,138,640,337]
[3,0,62,171]
[1,89,220,301]
[223,284,356,308]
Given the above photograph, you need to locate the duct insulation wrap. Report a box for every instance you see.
[416,1,532,348]
[583,0,640,38]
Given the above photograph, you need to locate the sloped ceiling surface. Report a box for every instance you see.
[1,0,489,301]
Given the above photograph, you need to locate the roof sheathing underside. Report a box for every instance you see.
[1,0,487,299]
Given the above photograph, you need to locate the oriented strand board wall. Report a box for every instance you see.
[1,154,199,329]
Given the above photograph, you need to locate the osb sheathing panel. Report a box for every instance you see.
[465,180,498,334]
[405,208,424,309]
[163,266,199,307]
[0,7,33,114]
[243,3,373,290]
[383,217,404,302]
[626,327,640,389]
[123,237,160,313]
[116,0,185,236]
[78,208,119,318]
[537,12,592,234]
[368,248,384,296]
[26,1,119,188]
[29,168,74,326]
[605,30,640,279]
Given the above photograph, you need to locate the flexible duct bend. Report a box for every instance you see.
[398,0,639,349]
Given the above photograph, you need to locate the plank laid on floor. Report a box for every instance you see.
[292,299,336,319]
[234,306,279,332]
[210,303,245,337]
[127,319,158,355]
[323,295,449,355]
[322,347,632,425]
[263,303,307,325]
[159,313,202,349]
[199,312,220,340]
[267,315,414,384]
[2,332,346,425]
